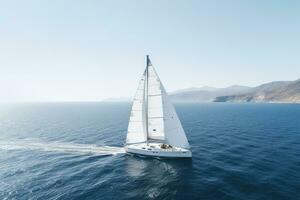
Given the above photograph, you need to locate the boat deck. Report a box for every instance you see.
[125,142,192,158]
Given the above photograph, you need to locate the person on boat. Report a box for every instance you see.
[160,144,172,149]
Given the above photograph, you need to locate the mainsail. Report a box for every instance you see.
[126,56,190,149]
[126,70,147,144]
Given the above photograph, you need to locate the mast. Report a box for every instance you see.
[145,55,150,144]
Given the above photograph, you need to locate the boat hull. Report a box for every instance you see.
[125,143,192,158]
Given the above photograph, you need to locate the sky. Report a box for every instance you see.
[0,0,300,102]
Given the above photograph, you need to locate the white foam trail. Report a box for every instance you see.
[0,139,125,156]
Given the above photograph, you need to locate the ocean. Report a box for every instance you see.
[0,102,299,200]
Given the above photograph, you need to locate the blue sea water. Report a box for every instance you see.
[0,102,299,200]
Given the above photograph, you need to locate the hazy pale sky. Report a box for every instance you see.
[1,0,300,102]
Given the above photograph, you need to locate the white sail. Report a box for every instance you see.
[126,56,190,149]
[126,71,147,144]
[161,86,190,149]
[147,65,165,140]
[146,61,190,148]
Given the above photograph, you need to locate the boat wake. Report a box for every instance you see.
[0,139,125,156]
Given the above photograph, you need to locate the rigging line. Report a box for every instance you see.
[145,55,150,143]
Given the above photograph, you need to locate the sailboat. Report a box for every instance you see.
[124,55,192,158]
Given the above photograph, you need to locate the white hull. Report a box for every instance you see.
[125,143,192,158]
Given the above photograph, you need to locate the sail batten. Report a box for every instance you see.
[126,56,190,149]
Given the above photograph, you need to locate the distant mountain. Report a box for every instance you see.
[103,79,300,103]
[170,85,251,102]
[214,79,300,103]
[170,86,219,94]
